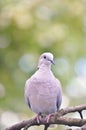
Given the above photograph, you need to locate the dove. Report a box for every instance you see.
[25,52,62,124]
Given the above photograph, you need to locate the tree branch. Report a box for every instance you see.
[6,104,86,130]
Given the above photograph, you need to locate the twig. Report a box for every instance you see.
[6,104,86,130]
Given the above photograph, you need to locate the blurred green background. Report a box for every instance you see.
[0,0,86,130]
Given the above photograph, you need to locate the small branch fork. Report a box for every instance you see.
[6,104,86,130]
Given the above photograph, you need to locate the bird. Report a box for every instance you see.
[24,52,62,128]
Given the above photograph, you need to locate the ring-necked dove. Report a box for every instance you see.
[25,52,62,124]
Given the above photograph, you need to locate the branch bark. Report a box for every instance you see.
[6,104,86,130]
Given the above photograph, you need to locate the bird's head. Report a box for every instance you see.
[38,52,54,69]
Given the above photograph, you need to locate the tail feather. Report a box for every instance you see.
[44,124,49,130]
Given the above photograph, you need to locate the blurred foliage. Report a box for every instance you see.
[0,0,86,130]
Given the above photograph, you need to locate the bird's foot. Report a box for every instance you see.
[45,114,53,123]
[34,113,42,124]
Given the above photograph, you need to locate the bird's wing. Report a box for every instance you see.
[24,80,31,109]
[55,79,62,110]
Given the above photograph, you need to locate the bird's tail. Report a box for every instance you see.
[44,124,49,130]
[44,124,57,130]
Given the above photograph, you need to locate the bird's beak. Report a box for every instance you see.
[51,60,55,65]
[48,59,55,65]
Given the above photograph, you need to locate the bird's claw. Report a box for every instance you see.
[35,113,42,123]
[45,114,53,123]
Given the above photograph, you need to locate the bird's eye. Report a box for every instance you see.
[44,56,46,59]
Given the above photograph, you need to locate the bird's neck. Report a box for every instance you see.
[37,64,51,71]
